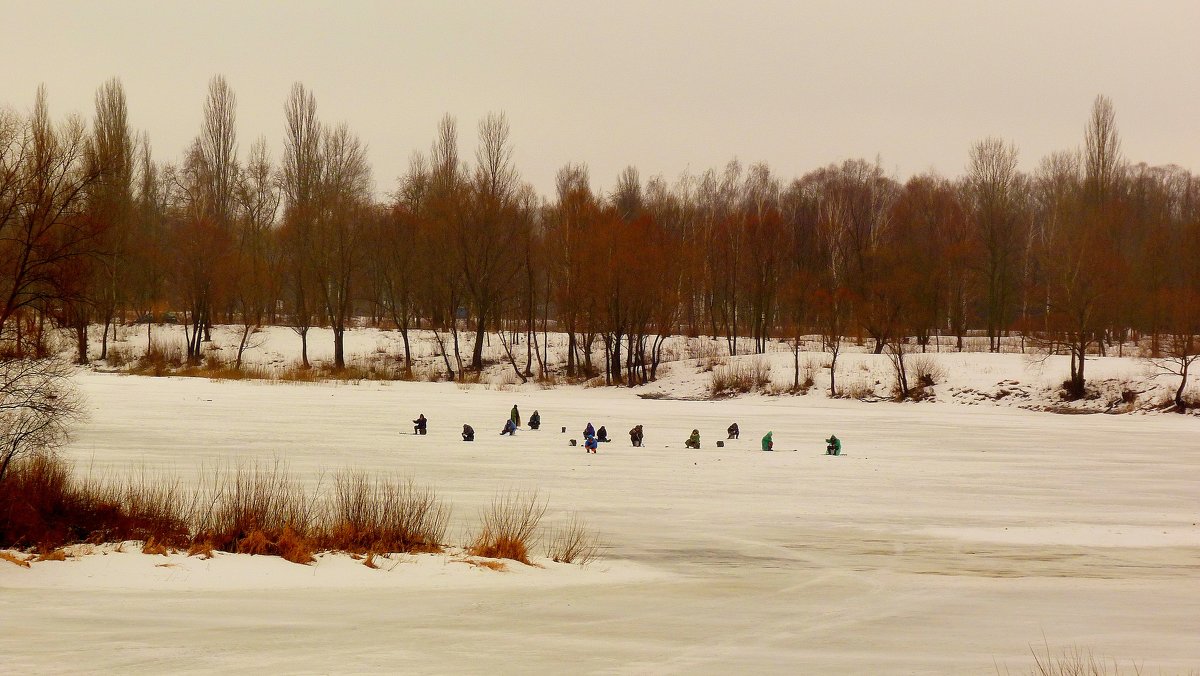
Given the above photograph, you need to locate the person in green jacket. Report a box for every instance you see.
[510,405,521,427]
[825,434,841,456]
[684,429,701,449]
[761,431,773,451]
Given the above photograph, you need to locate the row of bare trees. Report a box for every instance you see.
[1,81,1197,403]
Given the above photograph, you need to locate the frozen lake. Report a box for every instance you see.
[2,371,1197,673]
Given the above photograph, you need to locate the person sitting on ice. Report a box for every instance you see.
[629,424,644,447]
[510,404,521,428]
[462,424,475,442]
[583,422,595,439]
[413,414,428,435]
[584,434,599,454]
[596,425,610,442]
[727,422,740,439]
[529,410,541,430]
[684,429,701,449]
[825,434,841,456]
[762,431,774,452]
[501,419,517,436]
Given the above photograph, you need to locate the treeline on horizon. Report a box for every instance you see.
[1,76,1198,400]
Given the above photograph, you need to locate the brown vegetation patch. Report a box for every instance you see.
[34,549,67,562]
[0,551,30,567]
[468,491,545,565]
[545,513,602,565]
[452,557,507,572]
[141,537,170,555]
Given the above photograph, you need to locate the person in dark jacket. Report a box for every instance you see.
[825,434,841,456]
[413,414,427,435]
[629,424,644,447]
[583,422,595,439]
[596,425,610,442]
[529,410,541,430]
[685,429,701,449]
[462,424,475,442]
[510,405,521,427]
[501,419,517,435]
[727,422,740,439]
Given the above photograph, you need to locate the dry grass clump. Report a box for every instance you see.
[709,358,772,397]
[190,460,316,562]
[133,338,185,376]
[909,354,945,388]
[999,641,1146,676]
[141,537,170,555]
[1,455,598,568]
[1,550,31,567]
[842,378,876,400]
[322,471,449,555]
[545,513,601,565]
[469,491,546,565]
[104,344,133,367]
[34,548,67,561]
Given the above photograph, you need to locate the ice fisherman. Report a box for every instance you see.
[583,422,595,438]
[462,424,475,442]
[597,425,610,443]
[825,434,841,456]
[413,414,428,435]
[685,429,701,449]
[529,410,541,430]
[584,434,599,454]
[510,405,521,427]
[629,424,644,447]
[501,419,517,436]
[761,431,773,451]
[727,422,740,439]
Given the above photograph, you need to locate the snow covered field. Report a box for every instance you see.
[2,364,1198,673]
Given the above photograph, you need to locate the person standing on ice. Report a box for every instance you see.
[501,419,517,435]
[629,424,644,447]
[462,424,475,442]
[727,422,740,439]
[583,422,595,439]
[413,414,428,435]
[529,410,541,430]
[825,434,841,456]
[685,429,701,449]
[510,405,521,428]
[761,431,773,451]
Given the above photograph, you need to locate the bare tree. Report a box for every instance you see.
[279,83,322,367]
[231,137,279,367]
[0,87,103,356]
[84,78,135,361]
[313,123,371,370]
[967,137,1026,352]
[461,112,525,372]
[0,357,83,484]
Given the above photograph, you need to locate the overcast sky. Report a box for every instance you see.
[3,0,1197,197]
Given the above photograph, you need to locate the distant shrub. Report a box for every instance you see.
[709,358,771,397]
[909,354,945,388]
[843,379,875,400]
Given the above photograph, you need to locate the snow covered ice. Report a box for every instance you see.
[2,338,1197,673]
